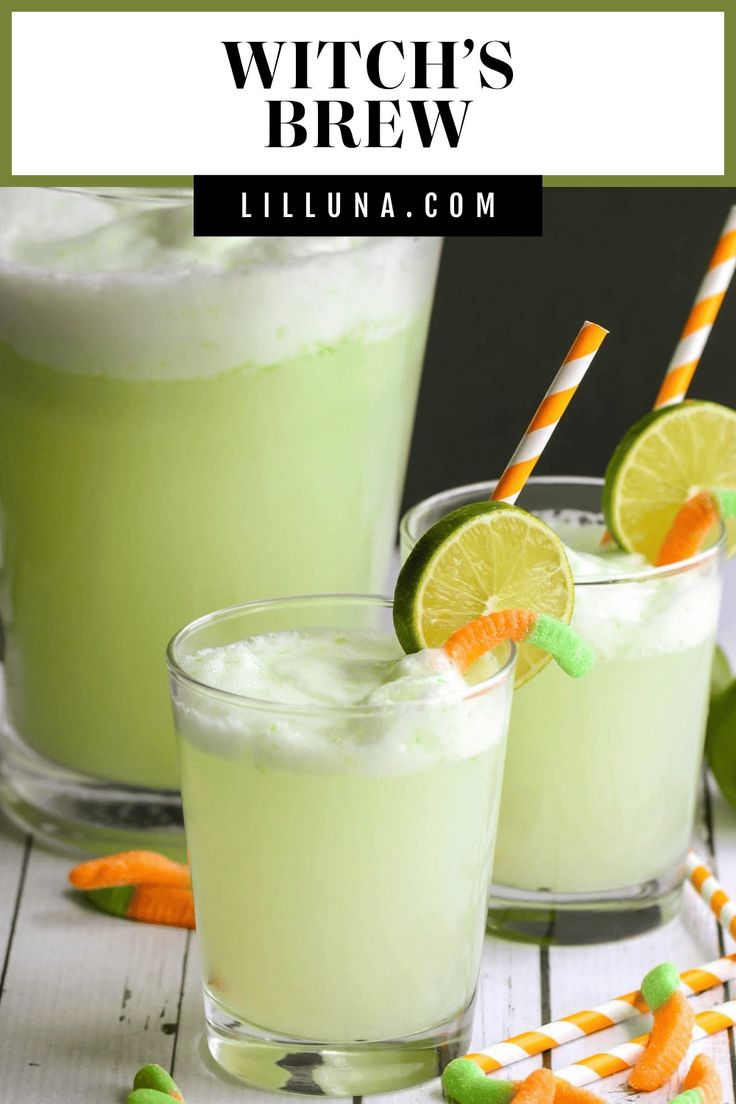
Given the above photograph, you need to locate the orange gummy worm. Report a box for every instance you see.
[656,492,719,567]
[514,1069,557,1104]
[126,885,196,929]
[69,850,191,891]
[629,990,695,1091]
[444,609,537,674]
[553,1079,605,1104]
[682,1053,722,1104]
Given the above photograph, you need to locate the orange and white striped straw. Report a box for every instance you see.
[491,321,609,505]
[464,1001,736,1087]
[688,849,736,941]
[654,205,736,409]
[552,1002,736,1088]
[464,953,736,1073]
[601,207,736,545]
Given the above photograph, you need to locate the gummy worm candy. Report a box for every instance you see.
[552,1083,605,1104]
[641,961,681,1013]
[443,609,594,678]
[514,1070,556,1104]
[656,489,736,567]
[672,1053,723,1104]
[130,1064,185,1102]
[83,884,195,929]
[69,850,194,929]
[629,979,695,1091]
[126,1090,178,1099]
[128,1091,182,1104]
[442,1064,606,1104]
[69,850,190,891]
[442,1059,516,1104]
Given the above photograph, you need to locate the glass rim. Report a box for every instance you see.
[400,475,726,587]
[166,592,516,717]
[1,191,436,281]
[52,186,193,203]
[47,190,430,254]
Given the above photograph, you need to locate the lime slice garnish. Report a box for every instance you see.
[603,400,736,561]
[393,501,575,687]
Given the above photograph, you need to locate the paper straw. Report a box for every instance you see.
[464,953,736,1073]
[491,321,608,505]
[654,206,736,409]
[688,850,736,940]
[464,1004,736,1088]
[553,1002,736,1088]
[601,206,736,546]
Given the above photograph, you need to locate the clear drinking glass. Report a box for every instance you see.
[401,477,724,943]
[167,594,515,1096]
[0,186,441,852]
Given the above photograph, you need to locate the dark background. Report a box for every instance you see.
[402,188,736,512]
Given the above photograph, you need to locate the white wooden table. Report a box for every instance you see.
[1,561,735,1104]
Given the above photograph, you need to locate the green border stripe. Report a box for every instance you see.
[1,2,732,188]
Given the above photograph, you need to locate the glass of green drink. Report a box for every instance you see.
[0,187,441,852]
[402,477,724,944]
[167,593,515,1096]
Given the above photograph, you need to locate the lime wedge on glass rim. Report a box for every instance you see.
[393,501,575,687]
[603,400,736,561]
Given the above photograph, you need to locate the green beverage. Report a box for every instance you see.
[493,517,721,897]
[0,189,440,845]
[401,477,724,941]
[168,595,515,1096]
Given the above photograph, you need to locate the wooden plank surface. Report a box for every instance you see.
[0,818,30,996]
[0,831,187,1100]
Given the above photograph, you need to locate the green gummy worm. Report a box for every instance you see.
[713,488,736,520]
[641,961,680,1011]
[669,1091,703,1104]
[133,1064,183,1098]
[528,615,595,678]
[127,1091,177,1104]
[83,885,135,918]
[442,1058,516,1104]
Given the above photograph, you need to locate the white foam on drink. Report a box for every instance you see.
[0,189,440,380]
[173,629,510,775]
[554,516,722,661]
